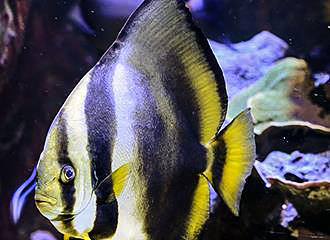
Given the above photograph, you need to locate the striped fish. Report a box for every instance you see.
[34,0,256,239]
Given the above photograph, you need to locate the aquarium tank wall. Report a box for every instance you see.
[0,0,329,239]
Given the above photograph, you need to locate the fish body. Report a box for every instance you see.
[34,0,256,239]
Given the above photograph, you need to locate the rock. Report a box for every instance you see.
[281,202,298,228]
[227,57,330,133]
[201,168,286,240]
[255,151,330,183]
[296,228,330,240]
[209,31,288,100]
[227,58,309,118]
[255,123,330,160]
[268,178,330,216]
[268,178,330,234]
[0,0,16,66]
[215,0,330,69]
[255,151,330,234]
[309,78,330,118]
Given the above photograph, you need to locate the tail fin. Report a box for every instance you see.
[204,109,256,215]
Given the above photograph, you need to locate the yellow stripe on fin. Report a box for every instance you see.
[184,174,210,239]
[204,109,256,215]
[112,163,131,197]
[95,163,131,201]
[184,53,225,145]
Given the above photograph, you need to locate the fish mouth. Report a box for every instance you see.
[35,193,57,206]
[35,190,95,222]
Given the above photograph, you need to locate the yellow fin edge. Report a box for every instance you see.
[112,163,131,197]
[185,174,210,239]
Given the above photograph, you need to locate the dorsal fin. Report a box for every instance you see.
[107,0,228,145]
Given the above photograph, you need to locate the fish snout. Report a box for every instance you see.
[35,191,57,206]
[35,176,57,207]
[36,175,56,188]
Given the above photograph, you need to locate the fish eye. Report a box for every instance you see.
[60,165,75,183]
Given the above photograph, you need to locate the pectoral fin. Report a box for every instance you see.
[95,163,131,202]
[112,163,131,197]
[204,109,256,215]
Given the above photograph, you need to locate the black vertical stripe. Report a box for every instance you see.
[131,83,201,239]
[84,59,118,238]
[165,54,203,145]
[56,112,76,231]
[160,54,208,174]
[211,137,226,193]
[85,59,117,190]
[88,199,118,239]
[57,112,76,212]
[138,123,202,239]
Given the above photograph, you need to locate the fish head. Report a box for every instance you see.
[35,111,97,237]
[35,148,64,221]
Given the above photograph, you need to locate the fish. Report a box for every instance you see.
[32,0,256,239]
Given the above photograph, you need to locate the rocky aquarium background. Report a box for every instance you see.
[0,0,329,239]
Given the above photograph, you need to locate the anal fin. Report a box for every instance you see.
[204,109,256,215]
[184,174,210,239]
